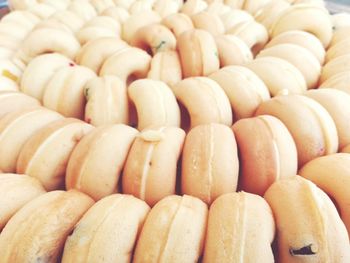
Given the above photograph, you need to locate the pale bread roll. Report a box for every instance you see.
[147,50,182,87]
[84,75,129,126]
[66,124,138,201]
[319,71,350,95]
[203,192,275,263]
[67,0,97,22]
[20,53,74,101]
[265,30,325,64]
[133,195,208,263]
[43,65,96,119]
[45,10,85,33]
[209,65,270,121]
[177,29,219,78]
[244,56,307,96]
[122,127,185,206]
[162,12,194,38]
[0,173,46,230]
[243,0,272,15]
[304,89,350,149]
[270,4,333,48]
[16,118,94,191]
[62,194,150,263]
[320,54,350,84]
[102,6,130,24]
[100,47,152,84]
[90,0,116,13]
[182,123,239,204]
[153,0,183,18]
[299,153,350,236]
[75,37,128,74]
[130,24,177,55]
[0,190,94,263]
[128,79,181,130]
[256,94,338,167]
[191,11,225,36]
[215,35,253,67]
[180,0,207,16]
[232,115,298,195]
[172,77,232,130]
[257,44,321,89]
[0,108,62,173]
[0,91,40,119]
[326,38,350,63]
[264,176,350,262]
[220,9,254,32]
[330,26,350,47]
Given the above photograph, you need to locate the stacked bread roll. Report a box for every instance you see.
[0,0,350,261]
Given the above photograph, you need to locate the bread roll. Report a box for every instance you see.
[162,13,194,38]
[177,29,219,78]
[232,115,297,195]
[66,124,138,201]
[172,77,232,130]
[330,26,350,47]
[0,173,46,230]
[326,38,350,63]
[133,195,208,263]
[220,9,254,32]
[320,54,350,84]
[0,91,40,119]
[191,11,225,36]
[0,190,94,263]
[203,192,275,263]
[180,0,207,16]
[182,123,239,204]
[264,176,350,262]
[319,71,350,95]
[0,108,62,173]
[153,0,183,18]
[123,127,185,206]
[209,65,270,121]
[102,6,130,24]
[62,194,150,263]
[17,118,94,191]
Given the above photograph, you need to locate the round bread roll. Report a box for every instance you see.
[299,153,350,236]
[215,35,253,67]
[0,107,62,173]
[180,0,208,16]
[67,0,97,22]
[254,0,290,33]
[46,10,85,33]
[332,12,350,30]
[62,194,150,263]
[220,9,254,32]
[0,173,46,230]
[319,71,350,95]
[227,20,269,55]
[128,79,181,130]
[130,24,177,55]
[270,4,333,48]
[304,89,350,149]
[0,35,21,51]
[205,2,231,16]
[0,190,94,263]
[84,76,129,126]
[43,65,96,119]
[256,94,338,168]
[172,77,232,130]
[0,77,19,91]
[129,0,154,14]
[1,10,40,30]
[257,44,321,89]
[265,30,325,64]
[102,6,130,24]
[153,0,183,18]
[28,3,56,19]
[244,56,307,96]
[16,118,94,191]
[75,37,128,74]
[122,11,161,44]
[182,123,239,204]
[0,47,14,60]
[66,124,138,201]
[0,21,30,40]
[320,54,350,84]
[15,27,80,64]
[90,0,116,13]
[100,47,152,84]
[264,176,350,262]
[209,65,270,121]
[0,91,40,119]
[330,26,350,47]
[326,38,350,63]
[76,16,122,45]
[243,0,272,15]
[162,12,194,38]
[133,195,208,263]
[191,11,225,36]
[203,192,275,263]
[147,50,182,87]
[232,115,298,195]
[177,29,219,78]
[224,0,245,9]
[122,127,185,206]
[20,53,74,101]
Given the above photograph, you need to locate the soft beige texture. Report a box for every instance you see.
[162,13,194,38]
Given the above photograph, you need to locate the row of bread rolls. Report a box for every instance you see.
[0,174,349,262]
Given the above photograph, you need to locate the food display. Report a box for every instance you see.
[0,0,350,262]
